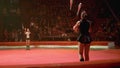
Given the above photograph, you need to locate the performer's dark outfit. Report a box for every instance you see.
[77,19,92,44]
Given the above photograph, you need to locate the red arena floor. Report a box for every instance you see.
[0,41,120,68]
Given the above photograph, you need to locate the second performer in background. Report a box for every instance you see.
[25,28,31,50]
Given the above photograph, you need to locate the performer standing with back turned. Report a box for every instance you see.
[73,10,92,61]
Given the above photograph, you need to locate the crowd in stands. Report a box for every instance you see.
[0,0,120,45]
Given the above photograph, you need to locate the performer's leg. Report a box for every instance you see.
[84,44,90,61]
[26,39,29,45]
[78,42,84,61]
[26,40,30,50]
[28,40,30,45]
